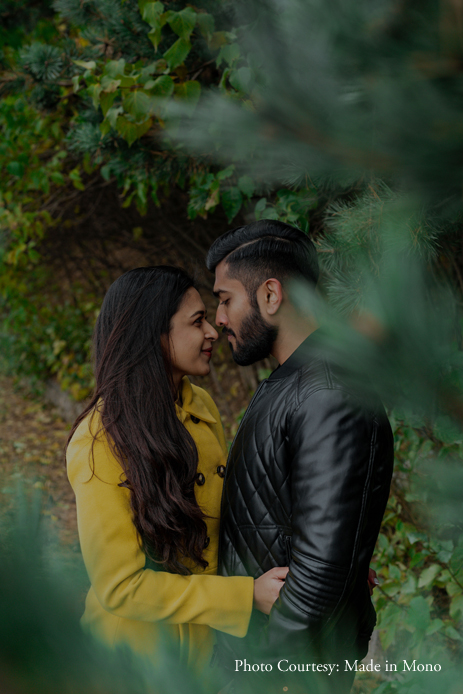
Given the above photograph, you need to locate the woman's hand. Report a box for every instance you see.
[368,567,380,595]
[253,567,289,614]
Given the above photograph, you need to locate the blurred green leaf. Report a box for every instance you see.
[163,38,191,70]
[166,8,196,41]
[406,597,431,632]
[123,90,153,120]
[418,564,442,588]
[221,187,242,222]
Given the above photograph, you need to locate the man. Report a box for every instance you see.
[207,220,394,693]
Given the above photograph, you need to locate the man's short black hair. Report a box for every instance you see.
[206,219,319,306]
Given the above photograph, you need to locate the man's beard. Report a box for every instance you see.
[223,305,278,367]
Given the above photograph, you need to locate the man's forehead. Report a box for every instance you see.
[213,261,244,295]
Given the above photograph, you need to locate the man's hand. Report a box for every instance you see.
[254,567,289,614]
[368,568,380,595]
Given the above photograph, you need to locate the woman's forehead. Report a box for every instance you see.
[178,287,206,315]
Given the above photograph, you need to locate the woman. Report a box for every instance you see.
[66,266,287,671]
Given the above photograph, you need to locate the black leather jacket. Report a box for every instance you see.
[217,332,394,673]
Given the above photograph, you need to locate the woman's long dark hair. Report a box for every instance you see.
[67,266,208,574]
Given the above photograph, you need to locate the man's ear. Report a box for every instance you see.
[259,278,283,316]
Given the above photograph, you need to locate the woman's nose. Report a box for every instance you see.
[204,320,219,341]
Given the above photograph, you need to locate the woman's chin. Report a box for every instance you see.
[188,363,211,378]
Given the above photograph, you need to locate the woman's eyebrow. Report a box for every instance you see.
[190,309,207,318]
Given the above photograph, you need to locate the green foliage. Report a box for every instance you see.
[0,490,224,694]
[0,92,98,396]
[363,415,463,691]
[0,280,97,399]
[318,182,442,314]
[254,188,318,233]
[20,43,63,81]
[1,0,290,393]
[187,165,259,222]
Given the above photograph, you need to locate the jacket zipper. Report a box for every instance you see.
[217,379,268,567]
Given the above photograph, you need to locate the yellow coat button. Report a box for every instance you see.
[196,473,206,486]
[217,465,226,478]
[191,415,200,423]
[204,536,210,548]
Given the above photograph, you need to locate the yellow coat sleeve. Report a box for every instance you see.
[67,415,254,637]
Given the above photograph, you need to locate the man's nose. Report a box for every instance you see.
[215,305,227,327]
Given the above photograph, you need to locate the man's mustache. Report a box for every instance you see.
[222,327,236,338]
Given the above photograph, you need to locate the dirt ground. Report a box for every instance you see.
[0,376,79,551]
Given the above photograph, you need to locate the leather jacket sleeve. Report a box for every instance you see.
[263,385,379,659]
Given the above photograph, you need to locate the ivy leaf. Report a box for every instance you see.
[100,76,121,92]
[103,59,126,79]
[216,43,240,67]
[148,27,162,51]
[238,175,255,197]
[73,59,96,71]
[6,162,25,177]
[123,90,153,121]
[116,116,152,146]
[209,31,228,50]
[141,1,165,26]
[72,75,80,93]
[155,58,168,72]
[434,415,463,443]
[147,75,174,98]
[407,531,428,545]
[254,197,267,219]
[217,165,235,181]
[88,84,102,109]
[100,164,112,181]
[450,540,463,575]
[69,168,85,191]
[445,625,463,641]
[436,547,453,563]
[418,564,441,588]
[204,182,220,212]
[140,62,157,79]
[400,574,417,595]
[388,564,402,581]
[450,594,463,620]
[100,92,116,117]
[166,8,196,41]
[377,603,402,650]
[229,66,253,92]
[196,13,215,40]
[118,75,137,88]
[174,80,201,110]
[221,187,242,222]
[163,38,191,70]
[425,618,444,636]
[49,171,64,185]
[263,208,281,221]
[106,105,123,129]
[406,596,431,632]
[100,120,111,136]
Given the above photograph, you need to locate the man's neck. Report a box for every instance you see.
[271,322,317,365]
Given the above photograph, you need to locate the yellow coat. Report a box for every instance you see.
[67,377,254,670]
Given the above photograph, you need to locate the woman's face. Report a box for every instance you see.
[168,287,219,388]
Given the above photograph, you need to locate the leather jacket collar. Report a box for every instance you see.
[268,329,321,381]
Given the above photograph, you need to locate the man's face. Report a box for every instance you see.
[213,260,278,366]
